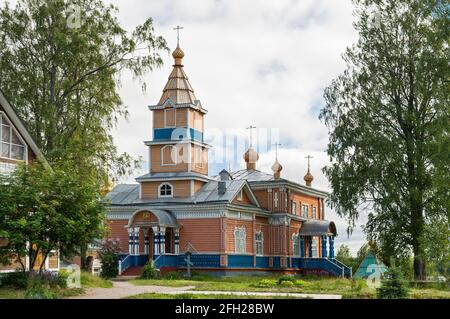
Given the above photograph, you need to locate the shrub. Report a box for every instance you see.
[251,279,277,288]
[24,286,58,299]
[0,271,28,289]
[295,279,307,287]
[141,261,158,279]
[98,238,121,278]
[163,271,182,280]
[277,275,296,285]
[280,280,295,288]
[57,270,69,289]
[377,266,409,299]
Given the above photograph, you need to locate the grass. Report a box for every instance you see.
[130,275,375,298]
[125,293,309,299]
[130,274,450,299]
[80,272,113,288]
[0,271,112,299]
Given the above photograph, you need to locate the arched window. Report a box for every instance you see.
[292,233,300,256]
[234,226,246,253]
[158,183,173,198]
[255,231,263,255]
[161,145,177,166]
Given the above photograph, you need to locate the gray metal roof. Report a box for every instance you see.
[299,220,337,236]
[136,171,211,182]
[130,209,178,228]
[106,179,256,206]
[106,184,140,205]
[229,169,275,182]
[192,179,247,203]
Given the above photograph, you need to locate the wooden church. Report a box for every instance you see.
[106,43,351,277]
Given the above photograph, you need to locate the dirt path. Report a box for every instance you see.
[70,281,341,299]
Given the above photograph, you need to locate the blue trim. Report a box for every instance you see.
[228,255,253,268]
[272,257,281,269]
[153,128,203,142]
[177,254,221,268]
[300,237,305,257]
[255,256,270,268]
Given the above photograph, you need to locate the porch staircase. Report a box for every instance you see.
[121,266,143,276]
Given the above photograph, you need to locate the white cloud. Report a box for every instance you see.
[104,0,365,254]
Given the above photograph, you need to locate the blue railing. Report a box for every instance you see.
[118,254,131,275]
[294,257,346,277]
[330,258,352,278]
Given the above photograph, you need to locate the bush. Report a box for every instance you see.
[0,271,28,289]
[377,266,409,299]
[141,261,158,279]
[24,286,58,299]
[98,238,121,278]
[280,280,295,288]
[251,279,277,288]
[295,279,306,287]
[277,275,296,285]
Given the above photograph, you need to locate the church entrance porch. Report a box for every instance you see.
[118,209,179,275]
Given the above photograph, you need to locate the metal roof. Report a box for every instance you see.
[136,171,212,182]
[129,209,178,228]
[228,169,275,182]
[299,220,337,236]
[106,179,257,206]
[106,184,140,205]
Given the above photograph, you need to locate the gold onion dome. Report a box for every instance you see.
[244,148,259,163]
[271,159,283,173]
[172,45,184,65]
[304,170,314,186]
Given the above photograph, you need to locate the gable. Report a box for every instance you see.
[0,90,47,167]
[231,183,260,207]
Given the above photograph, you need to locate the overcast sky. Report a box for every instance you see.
[101,0,368,255]
[2,0,368,255]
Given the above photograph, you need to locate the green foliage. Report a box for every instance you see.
[0,271,28,289]
[24,277,58,299]
[80,271,113,288]
[0,0,169,185]
[320,0,450,280]
[141,261,158,279]
[280,280,295,288]
[251,279,277,288]
[98,239,121,279]
[377,266,409,299]
[163,271,182,280]
[0,162,106,271]
[277,275,296,285]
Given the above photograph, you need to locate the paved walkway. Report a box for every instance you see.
[70,281,341,299]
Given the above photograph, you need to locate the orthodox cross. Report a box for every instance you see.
[246,125,256,148]
[305,155,313,171]
[272,142,282,160]
[173,25,184,46]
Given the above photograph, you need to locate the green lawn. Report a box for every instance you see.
[126,293,308,299]
[130,275,375,298]
[0,271,112,299]
[130,275,450,299]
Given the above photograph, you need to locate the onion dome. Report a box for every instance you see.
[304,170,314,187]
[271,159,283,179]
[244,148,259,170]
[172,45,184,65]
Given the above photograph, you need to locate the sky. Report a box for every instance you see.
[101,0,368,255]
[2,0,368,255]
